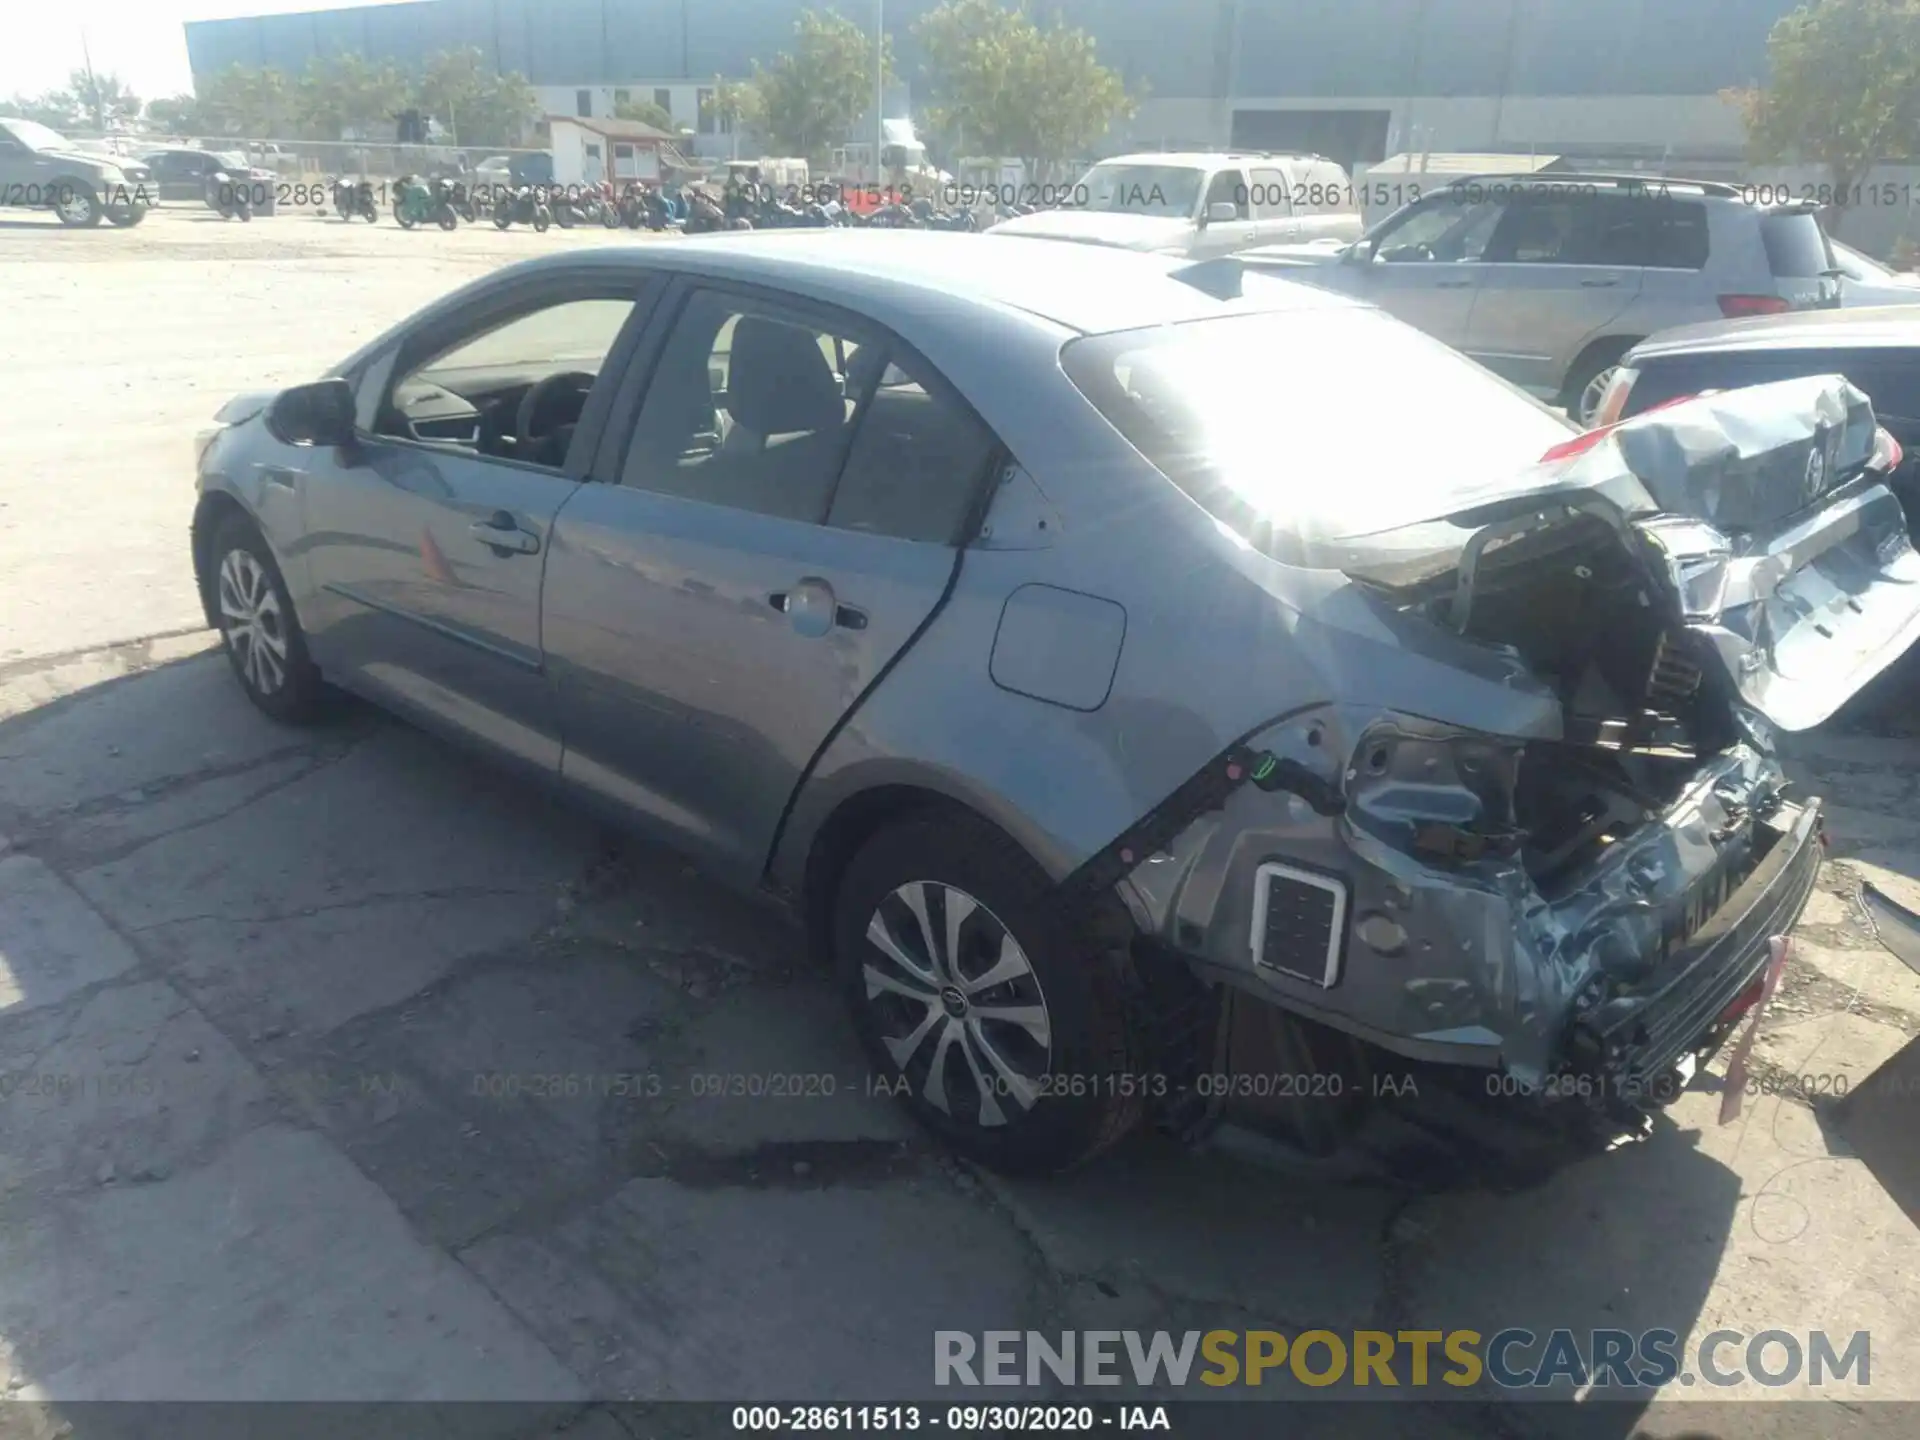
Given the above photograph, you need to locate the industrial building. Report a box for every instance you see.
[183,0,1803,166]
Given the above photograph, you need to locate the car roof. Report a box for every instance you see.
[498,231,1356,336]
[1631,305,1920,360]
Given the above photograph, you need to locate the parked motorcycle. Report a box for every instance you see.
[436,177,477,223]
[333,178,379,222]
[393,175,457,230]
[683,191,730,234]
[208,170,253,221]
[492,184,552,231]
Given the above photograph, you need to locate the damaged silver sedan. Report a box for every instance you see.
[187,235,1918,1176]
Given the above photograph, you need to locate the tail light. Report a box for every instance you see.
[1871,425,1904,473]
[1717,294,1792,318]
[1590,365,1640,428]
[1541,391,1699,463]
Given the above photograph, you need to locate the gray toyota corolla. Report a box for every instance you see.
[191,232,1920,1176]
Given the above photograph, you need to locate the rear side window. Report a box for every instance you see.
[826,351,999,544]
[1641,201,1709,268]
[1762,212,1834,277]
[1247,167,1291,219]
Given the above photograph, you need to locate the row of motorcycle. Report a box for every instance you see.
[305,175,1048,235]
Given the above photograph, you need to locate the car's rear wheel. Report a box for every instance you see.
[833,811,1146,1176]
[1564,339,1640,426]
[107,204,146,227]
[53,180,102,227]
[210,513,323,724]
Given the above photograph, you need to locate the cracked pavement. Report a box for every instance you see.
[3,209,1920,1439]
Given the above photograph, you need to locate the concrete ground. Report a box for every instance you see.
[2,206,1919,1438]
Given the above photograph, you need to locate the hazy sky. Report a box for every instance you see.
[3,1,415,101]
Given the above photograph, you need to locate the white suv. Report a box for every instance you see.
[986,151,1362,258]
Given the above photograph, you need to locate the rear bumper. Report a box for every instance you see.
[1569,796,1821,1102]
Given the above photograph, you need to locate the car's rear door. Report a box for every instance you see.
[543,280,1002,886]
[1461,190,1644,394]
[300,272,657,772]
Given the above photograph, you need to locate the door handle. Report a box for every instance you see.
[1435,279,1473,289]
[1579,277,1620,288]
[468,510,540,555]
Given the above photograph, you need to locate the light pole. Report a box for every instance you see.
[874,0,885,189]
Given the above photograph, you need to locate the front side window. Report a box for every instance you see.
[375,295,638,470]
[1204,170,1249,221]
[1370,195,1504,263]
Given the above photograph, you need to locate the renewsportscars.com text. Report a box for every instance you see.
[934,1328,1870,1390]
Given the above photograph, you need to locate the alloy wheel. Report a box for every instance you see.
[862,880,1053,1128]
[55,189,96,225]
[217,547,289,696]
[1577,364,1620,426]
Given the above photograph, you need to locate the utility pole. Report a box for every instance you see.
[80,26,100,130]
[874,0,884,189]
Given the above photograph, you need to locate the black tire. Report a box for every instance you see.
[494,211,511,229]
[52,179,103,227]
[207,512,324,725]
[833,811,1146,1176]
[437,205,457,230]
[107,205,147,227]
[1562,338,1640,426]
[396,210,416,229]
[533,209,551,232]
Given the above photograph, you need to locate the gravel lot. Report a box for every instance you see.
[2,206,1919,1439]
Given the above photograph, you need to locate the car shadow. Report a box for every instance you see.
[0,652,1785,1427]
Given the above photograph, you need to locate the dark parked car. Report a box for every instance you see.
[142,147,278,214]
[1594,306,1920,513]
[187,235,1919,1177]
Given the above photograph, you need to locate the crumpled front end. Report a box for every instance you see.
[1117,376,1904,1107]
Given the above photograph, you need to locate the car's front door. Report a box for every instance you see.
[299,277,654,771]
[1193,168,1256,257]
[1461,192,1645,394]
[1325,190,1506,345]
[542,283,1001,884]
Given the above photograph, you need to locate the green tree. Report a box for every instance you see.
[732,9,892,161]
[915,0,1133,176]
[0,92,83,129]
[613,96,676,132]
[193,65,294,137]
[293,53,410,141]
[67,69,142,131]
[412,46,537,147]
[1726,0,1920,235]
[144,94,207,136]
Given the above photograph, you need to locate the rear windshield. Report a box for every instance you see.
[1061,307,1576,548]
[1762,212,1834,277]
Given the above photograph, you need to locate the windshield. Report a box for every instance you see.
[1,117,72,151]
[1061,307,1576,550]
[1071,163,1204,218]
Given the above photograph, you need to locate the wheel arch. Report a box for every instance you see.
[190,490,258,629]
[1559,333,1643,407]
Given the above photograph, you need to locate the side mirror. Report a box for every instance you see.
[267,378,357,449]
[1205,201,1239,225]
